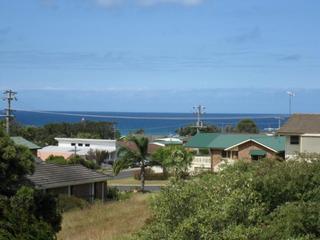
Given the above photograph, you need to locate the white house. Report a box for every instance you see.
[38,138,117,162]
[277,114,320,159]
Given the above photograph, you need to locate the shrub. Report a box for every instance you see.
[46,155,68,165]
[133,168,169,181]
[58,195,89,212]
[68,155,99,169]
[136,159,320,240]
[105,187,120,201]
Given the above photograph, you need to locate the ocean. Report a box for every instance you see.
[11,110,288,136]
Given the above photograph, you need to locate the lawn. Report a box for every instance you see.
[108,177,169,186]
[58,193,152,240]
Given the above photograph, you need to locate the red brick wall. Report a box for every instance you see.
[237,141,276,160]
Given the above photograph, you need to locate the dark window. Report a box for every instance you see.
[71,143,76,146]
[222,151,227,158]
[85,144,90,147]
[290,136,300,145]
[78,143,83,147]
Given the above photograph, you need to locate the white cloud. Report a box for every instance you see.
[95,0,204,7]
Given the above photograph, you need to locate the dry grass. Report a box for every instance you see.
[108,177,169,186]
[58,193,152,240]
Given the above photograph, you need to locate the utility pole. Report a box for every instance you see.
[2,90,17,135]
[193,105,205,133]
[287,91,295,115]
[113,122,117,140]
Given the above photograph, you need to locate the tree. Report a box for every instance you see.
[113,136,149,191]
[86,149,109,166]
[68,155,99,169]
[236,119,259,133]
[152,146,193,179]
[0,130,61,239]
[136,157,320,240]
[9,120,121,147]
[176,124,220,136]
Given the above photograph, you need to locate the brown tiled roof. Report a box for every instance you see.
[278,114,320,134]
[27,162,108,189]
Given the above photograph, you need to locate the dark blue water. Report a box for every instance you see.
[10,111,288,136]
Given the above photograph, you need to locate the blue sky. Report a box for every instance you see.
[0,0,320,113]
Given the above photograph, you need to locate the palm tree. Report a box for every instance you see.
[113,136,149,191]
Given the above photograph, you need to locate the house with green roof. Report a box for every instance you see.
[185,133,285,172]
[10,136,41,156]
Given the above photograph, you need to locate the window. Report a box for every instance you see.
[290,136,300,145]
[78,143,83,147]
[222,151,227,158]
[71,143,76,146]
[85,144,90,147]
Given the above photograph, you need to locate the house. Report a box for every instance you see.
[10,136,41,156]
[152,137,183,147]
[185,133,285,172]
[10,136,108,201]
[28,162,108,202]
[38,137,117,161]
[277,114,320,158]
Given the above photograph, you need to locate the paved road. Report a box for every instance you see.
[113,185,162,192]
[105,168,139,179]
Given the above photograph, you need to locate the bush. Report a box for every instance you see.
[58,195,89,212]
[46,155,68,165]
[105,187,120,201]
[136,159,320,240]
[68,155,99,169]
[133,168,169,181]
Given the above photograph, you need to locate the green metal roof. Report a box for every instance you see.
[10,137,41,150]
[250,150,267,156]
[185,133,285,152]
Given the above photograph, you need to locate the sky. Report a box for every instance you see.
[0,0,320,113]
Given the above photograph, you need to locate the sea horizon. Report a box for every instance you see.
[11,110,289,136]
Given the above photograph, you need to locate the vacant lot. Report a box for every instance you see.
[58,194,152,240]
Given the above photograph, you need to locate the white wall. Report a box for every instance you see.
[285,136,300,159]
[301,136,320,153]
[55,138,116,151]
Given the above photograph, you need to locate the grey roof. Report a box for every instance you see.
[278,114,320,134]
[10,136,41,150]
[27,162,108,189]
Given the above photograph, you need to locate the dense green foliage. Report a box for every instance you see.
[236,119,259,133]
[113,136,149,191]
[152,146,193,179]
[137,159,320,240]
[176,124,220,136]
[0,131,61,239]
[86,149,110,166]
[46,155,99,169]
[9,120,120,146]
[46,150,108,169]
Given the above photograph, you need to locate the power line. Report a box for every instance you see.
[3,90,17,135]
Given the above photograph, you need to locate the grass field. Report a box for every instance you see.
[108,177,169,186]
[58,193,152,240]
